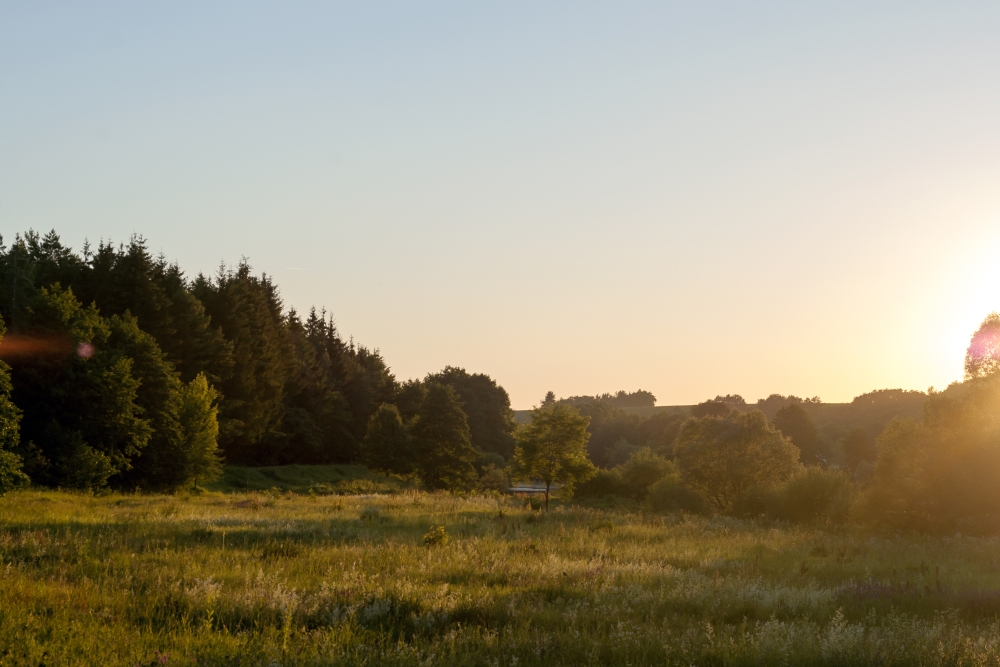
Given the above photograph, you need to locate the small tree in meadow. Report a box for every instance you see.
[511,403,596,510]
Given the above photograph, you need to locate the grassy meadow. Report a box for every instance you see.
[6,485,1000,666]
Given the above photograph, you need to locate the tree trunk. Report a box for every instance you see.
[545,481,550,512]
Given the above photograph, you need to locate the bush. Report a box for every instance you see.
[575,468,626,498]
[646,474,706,513]
[423,525,449,547]
[476,464,509,493]
[618,447,676,500]
[733,467,852,524]
[577,448,679,501]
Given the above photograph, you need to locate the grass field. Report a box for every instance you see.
[5,487,1000,666]
[204,465,411,495]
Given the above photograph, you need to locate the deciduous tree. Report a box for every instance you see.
[674,409,800,511]
[511,403,596,510]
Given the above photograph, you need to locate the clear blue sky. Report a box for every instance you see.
[3,2,1000,408]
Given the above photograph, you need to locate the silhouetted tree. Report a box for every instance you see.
[362,403,414,475]
[690,399,730,419]
[966,312,1000,379]
[773,403,826,465]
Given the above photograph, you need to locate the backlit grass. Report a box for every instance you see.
[4,489,1000,665]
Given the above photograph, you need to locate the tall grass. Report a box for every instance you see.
[4,489,1000,665]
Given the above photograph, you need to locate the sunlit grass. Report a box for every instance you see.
[4,489,1000,665]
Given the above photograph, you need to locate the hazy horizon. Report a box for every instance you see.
[5,3,1000,409]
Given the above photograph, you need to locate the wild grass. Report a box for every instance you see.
[5,488,1000,665]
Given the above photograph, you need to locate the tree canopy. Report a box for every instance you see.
[511,403,596,510]
[673,409,801,511]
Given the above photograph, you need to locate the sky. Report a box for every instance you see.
[3,2,1000,409]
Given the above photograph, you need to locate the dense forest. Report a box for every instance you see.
[0,231,515,491]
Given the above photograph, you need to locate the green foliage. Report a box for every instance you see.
[645,473,706,513]
[690,398,735,419]
[0,317,27,493]
[617,447,676,500]
[192,263,291,463]
[9,285,151,489]
[179,373,223,486]
[426,366,516,459]
[778,467,852,523]
[575,467,627,498]
[558,389,657,408]
[773,402,827,465]
[410,382,478,491]
[0,449,28,493]
[422,524,449,547]
[674,409,801,511]
[511,403,596,509]
[363,403,414,475]
[205,464,406,494]
[476,463,509,492]
[577,447,680,503]
[108,313,187,490]
[736,467,853,524]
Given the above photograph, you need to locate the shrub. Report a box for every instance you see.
[618,447,676,500]
[575,468,625,498]
[774,467,852,524]
[646,474,706,513]
[422,525,449,547]
[476,464,509,493]
[733,467,852,524]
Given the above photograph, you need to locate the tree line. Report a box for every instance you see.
[0,231,516,491]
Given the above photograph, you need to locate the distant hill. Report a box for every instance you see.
[515,390,926,444]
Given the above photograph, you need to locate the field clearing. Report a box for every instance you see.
[5,491,1000,665]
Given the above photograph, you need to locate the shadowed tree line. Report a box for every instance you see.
[0,231,516,492]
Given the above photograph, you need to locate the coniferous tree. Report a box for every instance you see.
[9,286,151,489]
[192,262,291,463]
[362,403,414,475]
[107,313,188,490]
